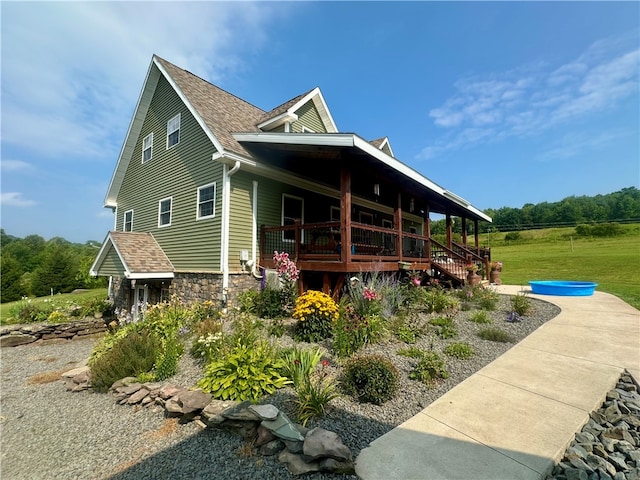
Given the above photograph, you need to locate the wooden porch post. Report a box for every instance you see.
[474,219,480,249]
[446,214,453,249]
[424,204,430,260]
[461,217,468,247]
[340,168,352,264]
[395,192,402,260]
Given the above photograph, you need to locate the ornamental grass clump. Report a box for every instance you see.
[511,292,532,316]
[342,355,399,405]
[295,359,340,427]
[293,290,339,342]
[280,346,324,389]
[477,326,515,343]
[469,310,492,324]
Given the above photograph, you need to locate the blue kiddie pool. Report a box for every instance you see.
[529,280,598,296]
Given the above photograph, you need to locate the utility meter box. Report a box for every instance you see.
[239,250,249,262]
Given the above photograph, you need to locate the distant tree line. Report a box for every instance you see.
[431,187,640,235]
[0,230,107,303]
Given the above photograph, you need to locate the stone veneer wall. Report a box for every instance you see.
[111,272,262,310]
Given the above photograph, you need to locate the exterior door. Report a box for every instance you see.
[133,284,148,321]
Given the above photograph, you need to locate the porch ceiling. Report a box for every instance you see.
[235,134,491,222]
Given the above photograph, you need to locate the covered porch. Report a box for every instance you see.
[234,132,492,293]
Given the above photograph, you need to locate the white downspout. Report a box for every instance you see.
[250,180,263,279]
[221,159,240,307]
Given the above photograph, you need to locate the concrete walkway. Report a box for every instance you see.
[355,285,640,480]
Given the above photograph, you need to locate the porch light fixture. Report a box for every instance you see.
[373,183,380,196]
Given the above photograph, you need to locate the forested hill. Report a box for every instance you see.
[482,186,639,232]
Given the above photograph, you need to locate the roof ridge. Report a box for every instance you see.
[155,55,266,114]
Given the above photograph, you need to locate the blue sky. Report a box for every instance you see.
[1,2,638,243]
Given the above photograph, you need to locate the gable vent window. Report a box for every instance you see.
[197,183,216,220]
[167,113,180,148]
[142,133,153,163]
[158,197,172,227]
[123,210,133,232]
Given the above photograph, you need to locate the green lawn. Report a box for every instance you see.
[0,288,109,324]
[491,231,640,310]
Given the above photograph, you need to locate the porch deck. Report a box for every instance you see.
[260,221,490,293]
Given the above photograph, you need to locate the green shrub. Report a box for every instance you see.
[10,300,52,323]
[444,342,475,359]
[429,316,458,339]
[333,310,386,357]
[89,329,161,392]
[237,289,259,314]
[342,355,399,405]
[504,231,521,242]
[46,310,67,324]
[469,311,492,324]
[397,346,424,358]
[254,285,297,319]
[389,311,425,344]
[154,335,184,381]
[477,327,515,343]
[281,346,324,389]
[510,292,532,316]
[293,290,339,342]
[409,351,449,384]
[424,289,458,313]
[189,300,220,324]
[475,288,499,311]
[197,340,290,401]
[295,362,339,427]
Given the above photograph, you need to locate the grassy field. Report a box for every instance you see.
[489,225,640,310]
[0,288,109,324]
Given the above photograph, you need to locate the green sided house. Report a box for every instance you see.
[91,55,492,315]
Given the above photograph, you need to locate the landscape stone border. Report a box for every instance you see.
[546,371,640,480]
[0,318,108,347]
[62,369,355,476]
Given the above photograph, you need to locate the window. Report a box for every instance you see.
[282,194,304,242]
[359,211,374,225]
[167,113,180,148]
[158,197,172,227]
[142,133,153,163]
[330,206,340,222]
[197,183,216,219]
[123,210,133,232]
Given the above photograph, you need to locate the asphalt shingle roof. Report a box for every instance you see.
[109,231,174,274]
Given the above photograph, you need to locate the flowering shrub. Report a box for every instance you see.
[333,307,386,357]
[292,290,339,342]
[273,251,300,283]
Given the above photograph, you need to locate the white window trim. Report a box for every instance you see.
[301,126,315,133]
[330,206,340,222]
[282,193,304,243]
[167,113,181,149]
[142,133,153,163]
[158,197,173,228]
[382,219,393,229]
[123,209,134,232]
[196,182,216,220]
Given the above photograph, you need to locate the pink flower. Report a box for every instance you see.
[321,359,329,367]
[363,288,378,301]
[412,277,421,287]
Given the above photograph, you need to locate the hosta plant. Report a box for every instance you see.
[197,340,291,402]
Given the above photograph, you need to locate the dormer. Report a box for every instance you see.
[257,87,338,134]
[370,137,395,158]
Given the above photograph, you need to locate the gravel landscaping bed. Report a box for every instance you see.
[1,294,559,479]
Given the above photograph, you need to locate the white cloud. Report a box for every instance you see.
[419,32,639,160]
[1,2,289,162]
[1,160,34,172]
[0,192,37,207]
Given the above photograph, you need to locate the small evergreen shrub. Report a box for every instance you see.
[477,327,515,343]
[469,311,492,324]
[293,290,339,342]
[409,352,449,384]
[444,342,475,359]
[197,340,290,401]
[511,292,532,316]
[89,329,161,392]
[342,355,399,405]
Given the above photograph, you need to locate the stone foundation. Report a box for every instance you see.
[110,272,262,311]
